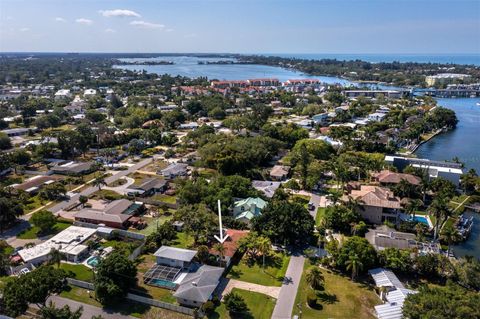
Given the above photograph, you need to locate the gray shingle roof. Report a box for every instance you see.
[173,265,224,303]
[154,246,197,262]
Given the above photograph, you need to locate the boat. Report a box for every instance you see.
[476,102,480,106]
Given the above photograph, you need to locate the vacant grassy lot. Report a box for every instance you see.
[316,207,327,226]
[227,253,290,287]
[59,263,94,282]
[208,288,276,319]
[151,194,177,204]
[293,261,380,319]
[60,286,150,318]
[17,221,72,239]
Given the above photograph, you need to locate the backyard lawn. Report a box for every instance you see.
[293,261,380,319]
[60,286,150,318]
[151,194,177,204]
[132,215,174,235]
[227,253,290,287]
[59,263,94,282]
[17,221,72,239]
[208,288,276,319]
[172,232,195,249]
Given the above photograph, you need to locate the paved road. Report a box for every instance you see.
[48,158,152,214]
[44,295,135,319]
[271,252,305,319]
[308,193,321,219]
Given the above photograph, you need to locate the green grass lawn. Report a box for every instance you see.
[60,286,150,318]
[227,253,290,287]
[59,263,94,282]
[132,215,174,235]
[151,194,177,204]
[293,261,380,319]
[172,232,195,249]
[91,189,124,200]
[208,288,276,319]
[316,207,327,226]
[102,238,141,254]
[17,221,72,239]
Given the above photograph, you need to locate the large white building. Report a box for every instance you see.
[18,226,96,265]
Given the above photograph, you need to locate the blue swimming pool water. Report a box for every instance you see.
[412,216,429,226]
[149,278,176,289]
[86,256,100,267]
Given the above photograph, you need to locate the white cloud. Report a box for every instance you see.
[165,28,174,32]
[100,9,141,18]
[19,27,30,32]
[130,20,164,29]
[55,17,67,23]
[76,18,93,26]
[104,28,116,33]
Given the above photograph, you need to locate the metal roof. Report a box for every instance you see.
[154,246,197,263]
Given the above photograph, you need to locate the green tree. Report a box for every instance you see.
[0,132,11,150]
[214,243,225,267]
[346,254,363,281]
[48,248,65,268]
[79,195,88,208]
[175,204,218,245]
[9,149,31,174]
[93,174,106,191]
[336,236,377,273]
[440,224,462,257]
[31,210,57,234]
[224,292,248,315]
[39,301,83,319]
[94,252,137,305]
[257,236,272,270]
[305,266,324,289]
[0,196,23,233]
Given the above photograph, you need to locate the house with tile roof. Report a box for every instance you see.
[346,185,402,224]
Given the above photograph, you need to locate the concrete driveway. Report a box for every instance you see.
[104,177,135,195]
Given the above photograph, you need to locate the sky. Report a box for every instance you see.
[0,0,479,54]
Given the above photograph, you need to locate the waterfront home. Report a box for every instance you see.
[369,268,417,319]
[343,90,405,99]
[270,165,290,181]
[372,170,421,186]
[233,197,267,225]
[345,185,402,224]
[384,155,463,186]
[247,78,280,86]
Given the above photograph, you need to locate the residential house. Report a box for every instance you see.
[372,170,421,186]
[83,89,97,98]
[126,178,168,197]
[369,268,418,319]
[74,199,143,229]
[209,229,249,267]
[384,155,463,186]
[233,197,267,225]
[154,246,197,268]
[312,113,329,125]
[159,163,189,179]
[346,185,402,224]
[54,89,71,100]
[269,165,290,181]
[51,161,96,176]
[11,176,57,194]
[252,180,281,198]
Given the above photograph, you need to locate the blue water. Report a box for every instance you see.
[412,216,429,226]
[267,53,480,66]
[149,278,176,289]
[86,256,99,267]
[415,97,480,174]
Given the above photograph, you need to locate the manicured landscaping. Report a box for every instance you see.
[17,221,72,239]
[227,253,290,287]
[316,207,326,226]
[132,215,173,235]
[59,263,94,282]
[293,261,380,319]
[91,189,124,200]
[208,288,276,319]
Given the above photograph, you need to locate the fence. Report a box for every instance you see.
[129,241,146,261]
[66,278,196,317]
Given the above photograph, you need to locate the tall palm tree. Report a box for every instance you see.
[305,266,324,289]
[257,236,272,270]
[213,243,225,267]
[346,254,363,281]
[48,248,65,268]
[93,174,106,191]
[428,196,450,241]
[440,224,462,257]
[405,198,423,219]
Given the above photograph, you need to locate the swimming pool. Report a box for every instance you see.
[86,256,100,267]
[148,278,176,289]
[412,215,429,226]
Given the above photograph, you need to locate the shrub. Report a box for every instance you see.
[202,300,215,314]
[307,291,317,307]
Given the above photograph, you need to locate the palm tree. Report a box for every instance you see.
[440,224,462,257]
[214,243,225,267]
[428,196,450,241]
[305,266,324,289]
[257,236,272,270]
[79,195,88,208]
[93,174,106,191]
[346,254,363,281]
[48,248,65,268]
[405,198,423,220]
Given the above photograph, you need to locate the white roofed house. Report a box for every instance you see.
[54,89,71,100]
[83,88,97,98]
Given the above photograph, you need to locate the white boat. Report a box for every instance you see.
[477,102,480,106]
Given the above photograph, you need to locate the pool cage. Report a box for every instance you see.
[143,264,182,290]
